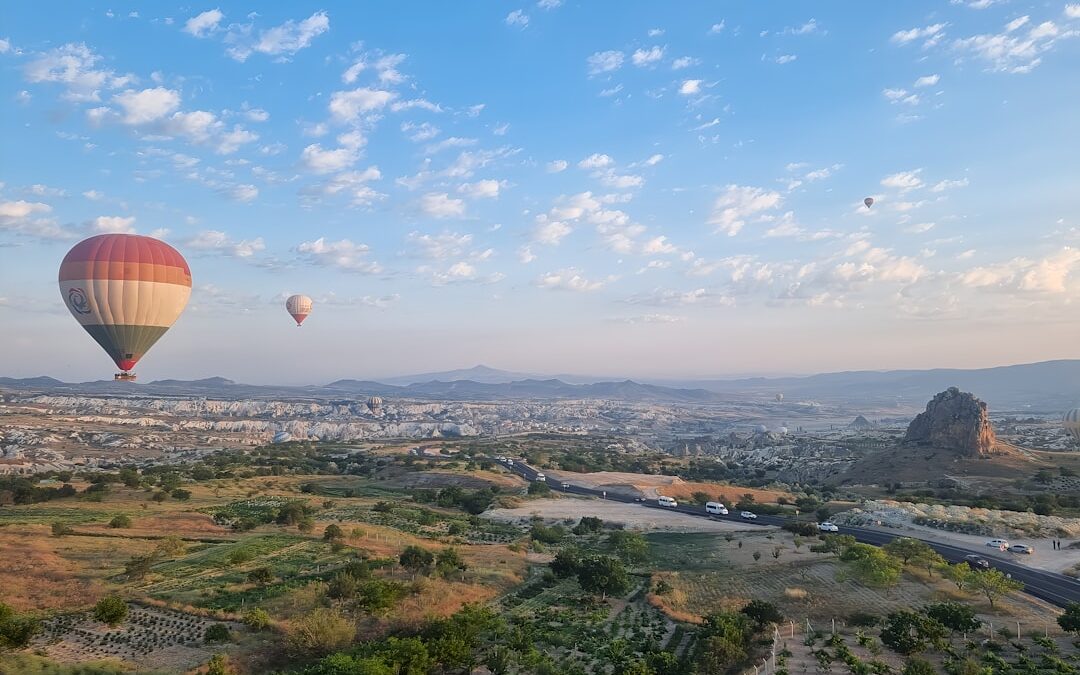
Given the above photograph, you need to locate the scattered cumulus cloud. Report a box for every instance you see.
[708,185,783,236]
[631,46,665,67]
[505,10,529,28]
[587,50,624,75]
[183,9,224,37]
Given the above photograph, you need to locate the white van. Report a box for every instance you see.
[534,472,546,482]
[705,502,728,516]
[658,496,678,508]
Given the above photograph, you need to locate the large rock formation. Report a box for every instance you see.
[903,387,996,456]
[849,415,874,431]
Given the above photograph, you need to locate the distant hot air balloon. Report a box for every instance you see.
[775,393,784,402]
[286,294,313,326]
[1065,409,1080,444]
[59,234,191,381]
[367,396,383,412]
[863,197,874,209]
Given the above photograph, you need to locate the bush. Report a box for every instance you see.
[51,521,73,537]
[741,600,783,628]
[323,524,344,541]
[287,608,356,656]
[782,521,820,537]
[247,567,274,584]
[228,549,254,566]
[109,514,132,529]
[901,657,936,675]
[530,523,565,544]
[924,602,980,633]
[0,603,40,650]
[242,608,271,630]
[93,596,128,626]
[527,480,551,497]
[399,545,435,575]
[205,623,232,643]
[171,488,192,501]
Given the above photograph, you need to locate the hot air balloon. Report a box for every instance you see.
[367,396,383,413]
[286,294,313,326]
[863,197,874,209]
[775,393,784,402]
[1064,409,1080,444]
[59,234,191,381]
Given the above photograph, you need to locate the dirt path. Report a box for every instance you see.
[483,498,760,533]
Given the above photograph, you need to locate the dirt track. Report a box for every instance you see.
[482,497,760,532]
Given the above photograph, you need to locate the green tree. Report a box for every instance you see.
[171,488,192,501]
[842,544,903,587]
[576,555,630,599]
[1058,602,1080,634]
[356,579,408,615]
[741,599,783,628]
[399,545,435,576]
[970,569,1023,608]
[286,607,356,656]
[93,595,129,626]
[901,657,937,675]
[298,516,315,533]
[880,611,946,655]
[486,645,514,675]
[206,653,235,675]
[109,514,132,529]
[550,547,581,578]
[692,491,711,505]
[228,548,254,566]
[248,567,274,584]
[436,547,468,578]
[205,623,232,643]
[944,563,975,592]
[323,523,344,541]
[0,603,40,651]
[883,538,933,565]
[118,467,141,488]
[924,602,980,633]
[242,608,271,630]
[572,516,604,535]
[527,480,551,497]
[813,534,857,557]
[695,613,752,674]
[607,530,650,564]
[327,571,360,600]
[154,535,187,558]
[51,521,73,537]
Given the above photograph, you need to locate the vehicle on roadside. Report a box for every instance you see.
[560,482,570,489]
[817,522,839,532]
[705,501,728,516]
[986,539,1009,551]
[1008,544,1034,555]
[740,511,757,520]
[634,496,647,502]
[505,459,514,466]
[658,496,678,508]
[962,554,991,570]
[534,472,546,482]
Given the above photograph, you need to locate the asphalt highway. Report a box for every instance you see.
[501,459,1080,608]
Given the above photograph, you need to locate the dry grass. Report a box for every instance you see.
[657,481,792,504]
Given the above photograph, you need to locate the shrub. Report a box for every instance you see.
[247,567,274,584]
[109,514,132,529]
[171,488,192,501]
[0,603,40,650]
[242,608,271,630]
[51,521,73,537]
[287,608,356,656]
[205,623,232,643]
[924,602,980,633]
[741,599,783,628]
[93,596,128,626]
[323,524,344,541]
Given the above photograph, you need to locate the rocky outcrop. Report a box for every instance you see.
[903,387,996,456]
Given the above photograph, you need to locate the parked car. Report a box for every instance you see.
[705,502,729,516]
[560,482,570,489]
[962,554,991,570]
[505,459,514,466]
[634,497,647,502]
[658,496,678,508]
[986,539,1009,551]
[1008,544,1034,555]
[534,472,546,482]
[818,522,839,532]
[740,511,758,520]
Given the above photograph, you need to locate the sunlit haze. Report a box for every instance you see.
[2,2,1078,384]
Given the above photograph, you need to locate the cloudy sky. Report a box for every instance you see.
[1,2,1078,384]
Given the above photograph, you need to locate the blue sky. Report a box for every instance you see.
[1,1,1078,383]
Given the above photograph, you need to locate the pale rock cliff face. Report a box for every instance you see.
[903,387,996,456]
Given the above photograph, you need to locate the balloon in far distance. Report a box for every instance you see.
[864,197,874,209]
[59,233,191,381]
[1065,409,1080,444]
[775,393,784,402]
[367,396,383,412]
[286,294,313,326]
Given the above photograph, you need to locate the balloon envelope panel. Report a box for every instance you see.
[286,294,313,325]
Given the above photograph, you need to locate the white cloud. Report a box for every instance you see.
[225,184,259,203]
[931,178,969,192]
[679,79,702,95]
[952,17,1072,73]
[225,11,330,62]
[642,154,664,166]
[587,50,624,75]
[904,222,936,234]
[533,219,573,245]
[642,236,677,255]
[538,0,562,8]
[546,159,568,173]
[244,107,270,122]
[183,9,224,37]
[536,268,611,292]
[1066,5,1080,19]
[913,74,940,87]
[1006,16,1031,32]
[632,46,665,67]
[458,179,504,199]
[312,168,385,207]
[708,185,783,236]
[518,246,536,263]
[891,23,947,46]
[297,237,381,273]
[185,229,265,257]
[299,144,357,174]
[425,136,477,154]
[782,19,820,35]
[82,190,104,201]
[406,231,474,259]
[402,121,440,142]
[774,54,798,64]
[0,200,72,240]
[881,169,924,192]
[329,88,397,123]
[419,192,466,218]
[391,98,443,113]
[671,56,698,70]
[23,43,132,103]
[505,10,529,28]
[87,215,136,233]
[578,153,614,169]
[596,170,644,189]
[112,87,181,125]
[709,21,725,34]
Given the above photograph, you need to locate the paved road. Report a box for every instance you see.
[502,459,1080,608]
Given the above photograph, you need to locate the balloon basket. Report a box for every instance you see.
[114,372,137,382]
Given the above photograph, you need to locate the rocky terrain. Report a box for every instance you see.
[903,387,997,456]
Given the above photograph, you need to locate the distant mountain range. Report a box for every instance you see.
[2,360,1078,411]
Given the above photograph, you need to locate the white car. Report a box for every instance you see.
[705,502,729,516]
[986,539,1009,551]
[818,522,839,532]
[740,511,758,520]
[560,482,570,489]
[534,473,546,482]
[658,496,678,508]
[505,459,514,466]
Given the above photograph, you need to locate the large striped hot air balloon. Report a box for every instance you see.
[59,234,192,381]
[286,294,313,326]
[1065,409,1080,445]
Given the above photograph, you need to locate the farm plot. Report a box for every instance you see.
[323,502,525,545]
[29,604,241,672]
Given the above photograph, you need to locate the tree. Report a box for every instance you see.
[741,600,783,628]
[752,551,761,563]
[205,623,232,643]
[154,535,187,558]
[206,654,235,675]
[608,530,650,564]
[399,545,435,576]
[323,523,344,541]
[298,517,315,533]
[692,491,711,505]
[1057,602,1080,635]
[286,607,356,656]
[695,613,752,674]
[486,645,514,675]
[356,579,408,615]
[572,516,604,535]
[970,569,1023,608]
[944,563,975,592]
[901,657,937,675]
[924,602,980,633]
[880,611,946,655]
[841,544,902,587]
[242,608,271,630]
[93,595,129,626]
[109,514,132,529]
[813,534,856,557]
[51,521,73,537]
[914,548,946,578]
[551,548,581,578]
[248,567,274,584]
[0,603,40,651]
[119,467,141,488]
[883,538,933,566]
[576,555,630,600]
[171,488,192,501]
[436,547,468,578]
[527,480,551,497]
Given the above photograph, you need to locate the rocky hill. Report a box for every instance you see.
[903,387,996,456]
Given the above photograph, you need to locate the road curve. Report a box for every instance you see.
[503,459,1080,608]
